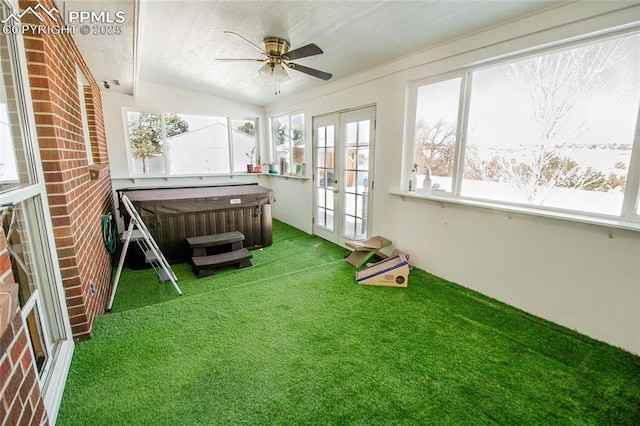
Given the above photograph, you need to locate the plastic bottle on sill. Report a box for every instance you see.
[409,164,418,192]
[422,166,432,194]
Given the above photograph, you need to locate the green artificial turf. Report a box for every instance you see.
[57,220,640,425]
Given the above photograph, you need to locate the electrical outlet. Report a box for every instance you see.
[89,280,96,295]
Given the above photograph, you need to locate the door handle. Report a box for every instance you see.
[333,187,339,194]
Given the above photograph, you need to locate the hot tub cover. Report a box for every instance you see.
[121,184,274,215]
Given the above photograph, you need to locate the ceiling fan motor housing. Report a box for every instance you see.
[264,37,290,61]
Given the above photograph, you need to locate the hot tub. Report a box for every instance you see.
[119,183,274,265]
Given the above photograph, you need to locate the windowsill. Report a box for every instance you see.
[87,163,108,180]
[389,189,640,233]
[266,174,310,181]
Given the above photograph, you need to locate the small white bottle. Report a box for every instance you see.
[423,167,432,194]
[409,164,417,192]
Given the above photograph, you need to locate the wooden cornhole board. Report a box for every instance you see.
[345,236,392,268]
[356,253,410,287]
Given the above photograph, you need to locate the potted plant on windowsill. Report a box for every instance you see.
[246,147,255,173]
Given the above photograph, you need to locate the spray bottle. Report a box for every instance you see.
[409,164,418,192]
[423,166,432,193]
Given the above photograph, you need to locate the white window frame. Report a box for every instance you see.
[0,0,74,421]
[270,112,305,175]
[402,27,640,231]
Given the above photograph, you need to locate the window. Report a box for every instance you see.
[271,112,304,175]
[126,111,257,176]
[127,112,165,174]
[0,35,34,191]
[413,77,462,193]
[0,0,73,409]
[3,199,55,377]
[409,31,640,222]
[166,114,228,174]
[231,119,258,173]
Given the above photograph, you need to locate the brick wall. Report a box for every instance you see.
[1,217,48,426]
[21,0,114,340]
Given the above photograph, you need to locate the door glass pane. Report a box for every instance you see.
[345,122,358,146]
[316,125,334,231]
[317,147,326,168]
[357,171,369,195]
[358,120,370,144]
[326,125,334,147]
[316,207,326,228]
[356,194,365,217]
[414,77,462,192]
[345,193,356,216]
[316,188,326,208]
[343,119,371,241]
[0,22,34,191]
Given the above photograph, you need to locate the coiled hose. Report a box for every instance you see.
[101,212,117,254]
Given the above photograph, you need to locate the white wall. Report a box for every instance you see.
[262,2,640,354]
[102,3,640,354]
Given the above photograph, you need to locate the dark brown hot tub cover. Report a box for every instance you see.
[122,185,274,216]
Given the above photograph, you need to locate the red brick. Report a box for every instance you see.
[0,356,11,382]
[7,396,23,424]
[10,332,28,365]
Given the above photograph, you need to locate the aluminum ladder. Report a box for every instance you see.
[107,194,183,311]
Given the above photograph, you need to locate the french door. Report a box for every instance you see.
[313,106,376,246]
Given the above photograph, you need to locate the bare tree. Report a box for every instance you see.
[413,117,456,176]
[498,37,629,202]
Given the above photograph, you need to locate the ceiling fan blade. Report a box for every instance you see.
[286,43,323,60]
[215,58,265,62]
[223,31,266,54]
[287,63,332,80]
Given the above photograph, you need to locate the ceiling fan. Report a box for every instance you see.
[216,31,332,94]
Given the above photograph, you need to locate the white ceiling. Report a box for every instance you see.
[69,0,568,106]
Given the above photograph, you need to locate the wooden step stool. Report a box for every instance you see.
[187,231,253,278]
[191,249,253,278]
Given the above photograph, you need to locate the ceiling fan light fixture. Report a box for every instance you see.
[273,63,289,81]
[259,62,289,81]
[259,61,290,94]
[259,62,273,79]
